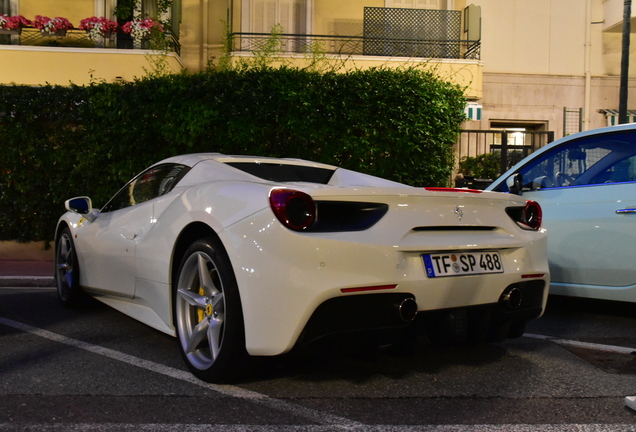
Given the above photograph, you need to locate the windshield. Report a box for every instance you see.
[493,129,636,192]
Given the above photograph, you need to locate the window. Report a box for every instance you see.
[102,164,190,212]
[226,162,334,184]
[494,130,636,192]
[243,0,311,34]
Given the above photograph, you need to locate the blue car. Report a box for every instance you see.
[488,124,636,303]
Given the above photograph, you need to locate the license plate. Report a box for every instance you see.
[423,252,504,278]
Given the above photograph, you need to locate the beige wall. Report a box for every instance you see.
[471,0,636,77]
[314,0,383,36]
[19,0,94,27]
[481,73,635,138]
[229,51,482,98]
[465,0,636,135]
[473,0,588,76]
[471,0,630,77]
[0,46,184,85]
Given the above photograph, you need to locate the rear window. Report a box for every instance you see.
[225,162,335,184]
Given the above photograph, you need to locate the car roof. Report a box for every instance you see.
[156,153,338,170]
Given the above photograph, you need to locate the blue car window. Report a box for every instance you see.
[494,129,636,191]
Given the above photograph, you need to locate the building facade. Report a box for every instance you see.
[1,0,635,167]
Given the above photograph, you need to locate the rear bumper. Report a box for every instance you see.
[222,207,548,356]
[295,280,546,348]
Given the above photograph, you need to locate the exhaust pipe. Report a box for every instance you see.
[396,297,418,322]
[499,287,523,310]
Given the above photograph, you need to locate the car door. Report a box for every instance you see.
[523,182,636,287]
[76,163,190,297]
[78,201,152,298]
[492,129,636,290]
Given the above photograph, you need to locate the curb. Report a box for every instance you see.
[0,276,55,288]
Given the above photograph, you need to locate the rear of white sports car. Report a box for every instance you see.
[218,183,549,357]
[56,154,548,383]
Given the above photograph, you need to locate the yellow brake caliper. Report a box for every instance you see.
[197,286,206,323]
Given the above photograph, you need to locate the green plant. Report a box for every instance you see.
[243,23,288,70]
[113,0,135,19]
[459,153,501,179]
[208,20,233,72]
[0,66,466,242]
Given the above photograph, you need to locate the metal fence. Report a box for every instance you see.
[232,6,480,60]
[363,7,470,59]
[231,32,480,60]
[457,130,555,177]
[563,107,583,136]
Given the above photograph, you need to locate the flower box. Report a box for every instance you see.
[0,14,31,34]
[0,28,21,35]
[79,17,118,41]
[34,15,74,36]
[41,29,68,37]
[122,18,164,42]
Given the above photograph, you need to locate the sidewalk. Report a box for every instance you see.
[0,241,55,287]
[0,260,55,287]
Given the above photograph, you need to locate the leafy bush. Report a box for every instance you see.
[0,66,466,242]
[458,152,501,180]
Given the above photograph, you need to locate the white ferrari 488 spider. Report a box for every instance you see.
[55,154,549,382]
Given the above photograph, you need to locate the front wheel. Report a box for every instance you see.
[55,227,83,308]
[174,237,247,383]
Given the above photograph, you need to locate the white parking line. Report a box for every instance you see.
[525,333,636,413]
[0,316,363,430]
[525,333,636,355]
[2,316,635,428]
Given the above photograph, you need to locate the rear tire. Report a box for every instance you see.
[174,237,247,383]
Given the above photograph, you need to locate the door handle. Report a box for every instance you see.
[616,208,636,214]
[122,231,139,240]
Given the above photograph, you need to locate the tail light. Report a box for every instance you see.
[506,200,542,230]
[269,189,316,231]
[523,200,542,230]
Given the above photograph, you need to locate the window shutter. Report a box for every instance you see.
[250,0,307,33]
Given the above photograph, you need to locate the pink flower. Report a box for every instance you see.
[34,15,74,33]
[122,18,164,41]
[0,15,31,30]
[79,16,118,40]
[79,16,118,33]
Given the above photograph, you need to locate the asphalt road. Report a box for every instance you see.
[1,285,635,431]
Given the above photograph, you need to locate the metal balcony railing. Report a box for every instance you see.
[231,32,480,60]
[458,130,555,176]
[0,27,180,55]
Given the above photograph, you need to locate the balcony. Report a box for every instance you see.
[602,0,636,32]
[231,33,480,61]
[229,7,482,98]
[0,28,183,86]
[0,27,181,53]
[232,7,479,61]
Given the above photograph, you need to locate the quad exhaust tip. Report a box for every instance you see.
[500,287,523,310]
[397,298,418,322]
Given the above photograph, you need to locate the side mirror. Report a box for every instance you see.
[65,196,96,222]
[506,173,523,195]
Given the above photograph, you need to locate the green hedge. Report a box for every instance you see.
[0,66,466,242]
